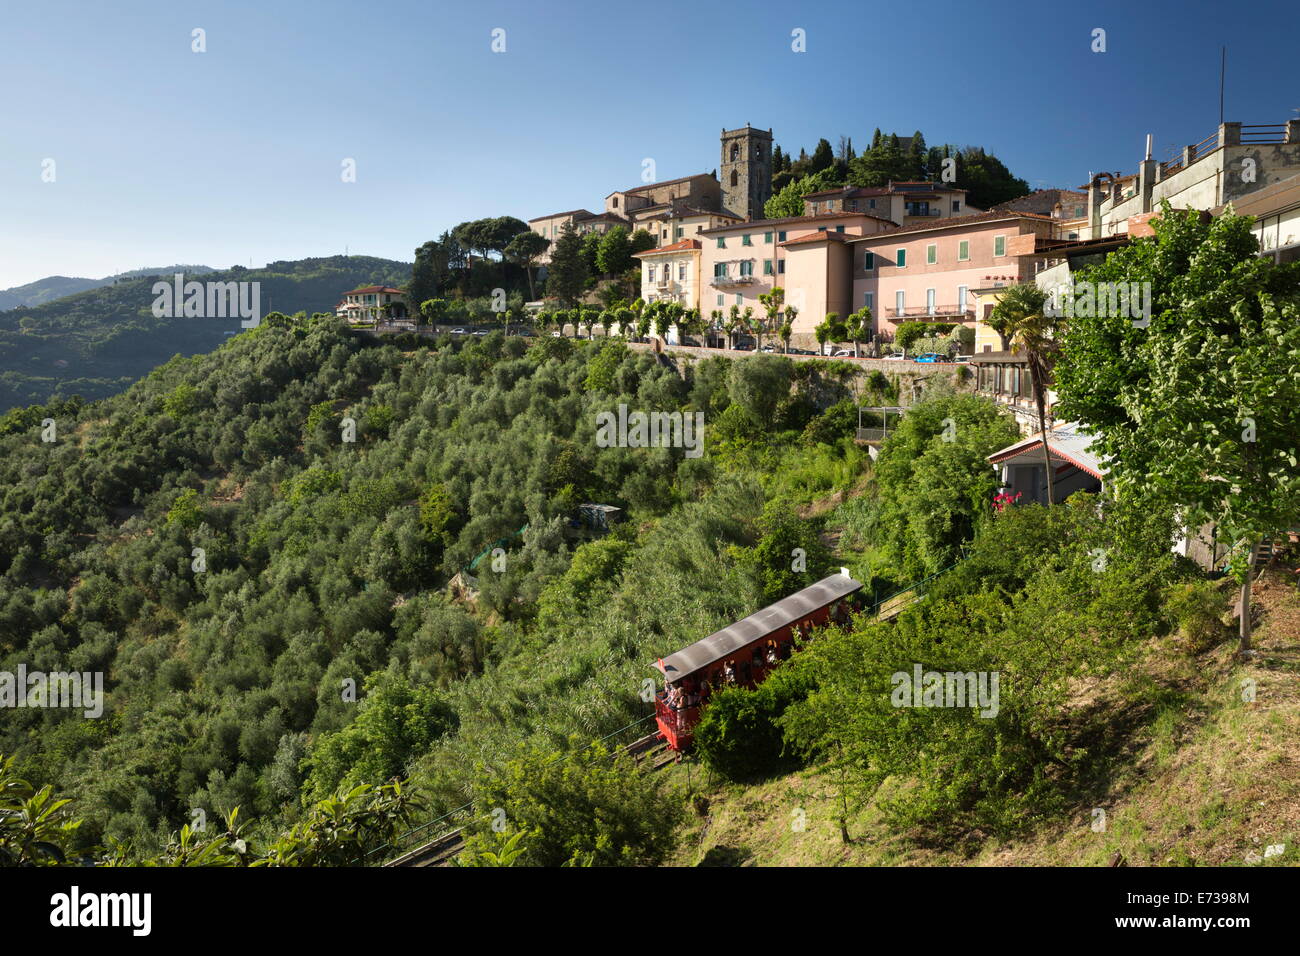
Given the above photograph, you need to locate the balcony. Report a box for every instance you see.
[887,306,974,320]
[710,274,758,288]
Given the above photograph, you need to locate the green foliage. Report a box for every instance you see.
[780,495,1185,839]
[1164,580,1228,654]
[165,488,204,530]
[896,322,953,351]
[0,755,82,865]
[462,739,683,867]
[1055,203,1300,568]
[731,498,834,603]
[801,399,859,446]
[303,675,458,799]
[695,665,813,780]
[873,390,1021,576]
[763,168,842,219]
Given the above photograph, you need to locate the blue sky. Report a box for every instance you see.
[2,0,1296,289]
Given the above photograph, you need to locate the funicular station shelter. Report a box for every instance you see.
[653,571,864,750]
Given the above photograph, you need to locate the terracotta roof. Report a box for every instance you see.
[528,208,593,223]
[633,239,702,256]
[607,172,718,198]
[779,231,853,247]
[803,181,967,200]
[699,211,897,236]
[846,209,1055,242]
[342,285,404,295]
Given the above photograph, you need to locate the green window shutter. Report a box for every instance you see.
[778,231,787,241]
[717,237,726,248]
[994,235,1006,256]
[764,260,773,275]
[863,251,875,270]
[926,244,936,264]
[764,232,773,243]
[958,240,969,260]
[896,249,906,267]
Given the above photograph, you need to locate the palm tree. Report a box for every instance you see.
[989,283,1059,505]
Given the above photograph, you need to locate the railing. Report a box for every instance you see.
[1240,124,1287,143]
[856,426,890,442]
[887,306,974,319]
[710,275,758,288]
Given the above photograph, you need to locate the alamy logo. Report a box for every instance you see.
[0,665,103,718]
[1044,280,1152,327]
[50,887,151,936]
[151,273,262,328]
[595,403,705,459]
[890,664,1000,718]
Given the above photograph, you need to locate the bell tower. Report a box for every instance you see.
[721,125,773,221]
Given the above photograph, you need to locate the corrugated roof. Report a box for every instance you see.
[987,421,1105,479]
[654,572,863,682]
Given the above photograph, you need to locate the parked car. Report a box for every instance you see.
[732,341,754,351]
[954,354,972,363]
[830,348,856,358]
[450,327,467,335]
[913,352,946,363]
[881,352,906,361]
[472,329,488,336]
[550,330,563,337]
[759,344,778,353]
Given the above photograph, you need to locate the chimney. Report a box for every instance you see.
[1139,137,1157,213]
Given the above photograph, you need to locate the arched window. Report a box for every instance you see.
[755,144,762,159]
[729,143,739,162]
[730,169,739,187]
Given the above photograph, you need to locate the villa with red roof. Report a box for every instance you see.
[335,285,408,324]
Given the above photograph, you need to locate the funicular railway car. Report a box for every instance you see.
[653,570,864,751]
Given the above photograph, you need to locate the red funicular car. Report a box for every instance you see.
[653,570,863,750]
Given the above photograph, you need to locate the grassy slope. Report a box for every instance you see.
[667,567,1300,868]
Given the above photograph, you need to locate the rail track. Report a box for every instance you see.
[387,731,674,867]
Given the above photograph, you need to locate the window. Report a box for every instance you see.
[836,225,845,233]
[926,289,936,314]
[742,234,752,246]
[994,235,1006,257]
[778,231,787,241]
[764,231,773,243]
[778,261,786,274]
[957,285,968,313]
[678,262,687,280]
[763,259,773,275]
[958,239,969,261]
[730,143,739,162]
[868,199,877,209]
[714,263,727,277]
[740,260,754,276]
[926,243,937,264]
[952,200,960,213]
[863,251,875,270]
[818,226,827,232]
[896,249,906,267]
[735,293,743,305]
[648,266,656,282]
[811,201,820,214]
[717,294,724,306]
[895,290,905,315]
[716,237,726,248]
[730,169,739,187]
[675,227,683,239]
[863,291,874,312]
[847,200,858,211]
[662,231,668,240]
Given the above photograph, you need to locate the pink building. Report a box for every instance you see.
[848,211,1056,340]
[698,211,896,327]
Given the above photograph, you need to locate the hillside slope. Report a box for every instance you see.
[0,255,410,411]
[670,567,1300,867]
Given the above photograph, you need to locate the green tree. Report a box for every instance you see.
[1053,203,1300,650]
[596,226,633,276]
[504,231,549,300]
[545,222,588,307]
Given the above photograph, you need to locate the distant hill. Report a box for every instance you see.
[0,265,215,311]
[0,255,410,411]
